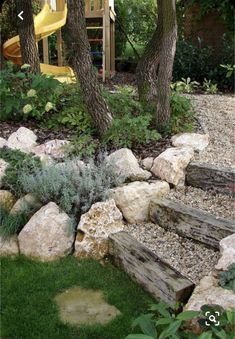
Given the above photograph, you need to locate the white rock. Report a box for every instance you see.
[184,275,235,311]
[18,202,74,261]
[33,139,70,159]
[0,235,19,256]
[105,148,151,182]
[10,194,42,215]
[7,127,37,153]
[110,181,170,223]
[0,190,16,211]
[141,157,154,171]
[151,147,194,186]
[171,133,209,151]
[215,234,235,271]
[0,137,7,148]
[74,199,124,259]
[0,159,9,188]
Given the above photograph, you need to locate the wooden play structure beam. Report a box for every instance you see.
[41,0,116,80]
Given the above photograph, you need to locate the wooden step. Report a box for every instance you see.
[186,162,235,196]
[149,198,235,249]
[109,231,195,305]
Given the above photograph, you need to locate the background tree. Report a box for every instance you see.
[137,0,177,127]
[66,0,112,137]
[16,0,40,74]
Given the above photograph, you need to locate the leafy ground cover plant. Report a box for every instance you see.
[203,79,218,94]
[171,77,200,94]
[0,62,62,121]
[126,302,235,339]
[0,148,41,196]
[219,263,235,292]
[18,157,124,220]
[0,207,28,239]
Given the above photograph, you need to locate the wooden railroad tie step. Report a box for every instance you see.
[109,231,195,305]
[186,162,235,196]
[149,198,235,249]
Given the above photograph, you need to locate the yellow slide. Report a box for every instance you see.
[3,3,75,83]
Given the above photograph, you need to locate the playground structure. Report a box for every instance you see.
[3,0,116,82]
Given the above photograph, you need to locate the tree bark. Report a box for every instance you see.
[136,0,177,127]
[17,0,40,74]
[67,0,113,137]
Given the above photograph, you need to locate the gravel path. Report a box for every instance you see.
[187,94,235,169]
[167,186,235,221]
[126,222,219,285]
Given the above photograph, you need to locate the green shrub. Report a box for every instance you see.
[203,79,218,94]
[64,133,97,158]
[0,62,62,121]
[103,113,161,148]
[18,157,124,219]
[126,302,235,339]
[0,148,41,195]
[219,263,235,292]
[171,77,200,94]
[0,208,28,239]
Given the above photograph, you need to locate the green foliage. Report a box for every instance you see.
[220,64,235,78]
[171,77,200,93]
[126,302,235,339]
[0,148,41,196]
[2,256,153,339]
[18,157,124,219]
[0,208,28,239]
[64,134,97,158]
[0,62,62,121]
[103,114,160,148]
[219,263,235,292]
[203,79,218,94]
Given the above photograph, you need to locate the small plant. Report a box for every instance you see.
[103,114,161,148]
[171,77,200,94]
[0,148,41,196]
[219,263,235,292]
[0,62,62,121]
[18,157,124,219]
[0,208,28,239]
[220,64,235,78]
[203,79,218,94]
[64,133,97,158]
[126,302,235,339]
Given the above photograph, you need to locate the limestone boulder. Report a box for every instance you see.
[184,275,235,311]
[105,148,151,182]
[32,139,69,160]
[7,127,37,153]
[18,202,74,261]
[171,133,209,151]
[151,147,194,186]
[74,199,124,259]
[141,157,154,171]
[0,159,9,188]
[110,181,170,223]
[215,234,235,271]
[0,190,16,212]
[10,194,43,215]
[0,137,7,148]
[0,235,19,256]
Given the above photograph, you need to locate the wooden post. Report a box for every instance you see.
[110,20,115,75]
[104,0,110,79]
[42,37,49,64]
[56,0,64,66]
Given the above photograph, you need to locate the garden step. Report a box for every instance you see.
[109,231,195,305]
[186,161,235,196]
[149,198,235,249]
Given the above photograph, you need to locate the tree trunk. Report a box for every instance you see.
[67,0,113,137]
[17,0,40,74]
[136,0,177,127]
[156,0,177,127]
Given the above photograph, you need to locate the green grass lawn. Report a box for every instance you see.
[1,256,153,339]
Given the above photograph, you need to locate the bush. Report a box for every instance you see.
[64,133,97,158]
[0,148,41,196]
[219,263,235,292]
[0,208,28,239]
[0,62,62,121]
[18,157,124,219]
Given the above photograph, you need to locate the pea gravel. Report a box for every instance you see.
[126,222,220,285]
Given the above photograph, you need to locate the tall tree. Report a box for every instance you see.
[67,0,113,137]
[17,0,40,74]
[137,0,177,127]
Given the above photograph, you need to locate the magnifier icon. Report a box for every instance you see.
[209,315,216,323]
